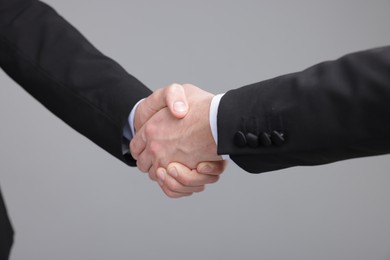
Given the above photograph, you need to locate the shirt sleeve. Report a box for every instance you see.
[210,93,229,160]
[122,99,144,154]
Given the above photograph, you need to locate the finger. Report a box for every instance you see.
[129,129,146,160]
[165,84,189,119]
[155,169,193,198]
[197,160,228,175]
[156,168,205,193]
[166,163,220,187]
[135,149,153,173]
[139,83,188,123]
[148,165,161,184]
[160,184,193,198]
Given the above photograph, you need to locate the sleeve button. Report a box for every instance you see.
[234,131,247,147]
[259,132,272,147]
[246,133,259,148]
[271,130,285,145]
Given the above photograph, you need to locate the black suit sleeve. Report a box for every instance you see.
[0,0,152,166]
[0,186,13,260]
[217,46,390,173]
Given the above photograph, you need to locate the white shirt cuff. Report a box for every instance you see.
[129,98,144,138]
[122,98,144,154]
[210,94,229,160]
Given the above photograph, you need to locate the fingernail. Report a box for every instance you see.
[200,164,212,174]
[168,166,178,178]
[157,169,166,186]
[173,101,187,113]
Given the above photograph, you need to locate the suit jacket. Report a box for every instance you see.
[0,0,151,258]
[0,188,13,259]
[218,46,390,173]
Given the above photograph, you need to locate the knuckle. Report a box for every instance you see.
[168,83,181,91]
[129,141,139,157]
[148,169,157,181]
[149,141,161,158]
[136,161,148,173]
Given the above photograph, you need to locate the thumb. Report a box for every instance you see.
[197,160,227,175]
[138,83,189,125]
[164,83,189,119]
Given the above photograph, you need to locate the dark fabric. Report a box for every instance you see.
[0,0,152,166]
[0,0,153,256]
[218,46,390,173]
[0,188,13,260]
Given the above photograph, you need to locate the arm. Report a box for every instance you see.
[218,46,390,173]
[0,0,225,197]
[132,46,390,174]
[0,0,151,165]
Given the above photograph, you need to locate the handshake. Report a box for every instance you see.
[130,83,226,198]
[124,47,388,199]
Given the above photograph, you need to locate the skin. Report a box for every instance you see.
[133,84,225,198]
[156,161,227,198]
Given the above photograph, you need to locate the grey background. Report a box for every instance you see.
[1,0,390,259]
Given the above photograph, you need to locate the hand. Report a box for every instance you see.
[155,161,227,198]
[133,83,189,132]
[132,83,225,198]
[130,84,222,176]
